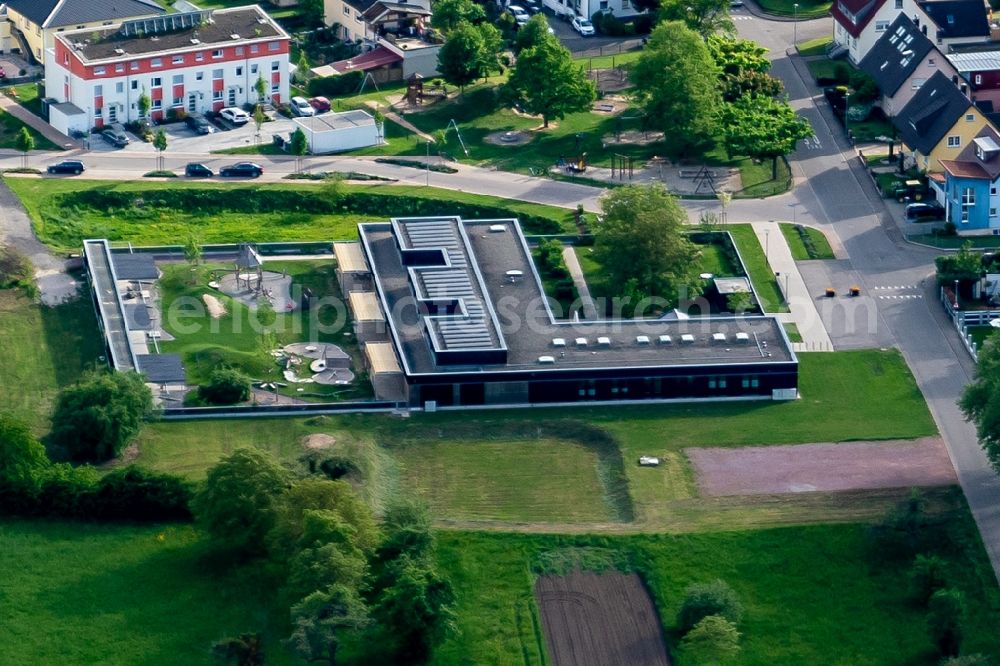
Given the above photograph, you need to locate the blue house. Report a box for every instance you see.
[940,125,1000,235]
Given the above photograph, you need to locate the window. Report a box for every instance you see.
[269,41,280,51]
[948,136,961,147]
[344,5,350,14]
[152,99,162,109]
[271,80,280,92]
[992,208,998,217]
[251,44,259,54]
[62,53,68,65]
[599,0,608,7]
[196,71,204,81]
[895,0,902,7]
[130,61,139,71]
[115,63,124,73]
[213,90,223,100]
[212,49,223,59]
[196,52,204,62]
[992,185,997,195]
[250,64,258,74]
[151,77,162,88]
[928,58,935,66]
[94,85,103,96]
[172,55,184,64]
[875,20,889,32]
[172,74,183,85]
[131,80,138,90]
[115,82,124,93]
[976,74,983,84]
[212,68,223,79]
[151,57,162,68]
[236,66,243,76]
[271,61,279,71]
[912,78,925,89]
[236,47,244,56]
[963,187,976,206]
[93,66,106,75]
[172,96,183,106]
[967,114,975,122]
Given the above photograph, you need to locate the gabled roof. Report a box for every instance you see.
[895,70,973,154]
[859,15,936,97]
[947,50,1000,74]
[942,124,1000,180]
[831,0,887,39]
[5,0,165,28]
[918,0,990,40]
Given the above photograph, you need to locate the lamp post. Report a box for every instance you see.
[764,228,770,265]
[844,90,851,141]
[793,4,799,45]
[425,140,430,186]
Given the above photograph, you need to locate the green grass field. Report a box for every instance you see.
[784,322,803,342]
[796,36,833,57]
[4,178,574,252]
[726,224,788,312]
[0,288,103,432]
[781,223,835,260]
[757,0,831,17]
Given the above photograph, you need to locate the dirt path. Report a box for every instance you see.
[688,437,957,496]
[202,293,226,318]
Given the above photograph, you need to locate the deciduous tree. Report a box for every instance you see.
[372,555,457,663]
[0,414,48,503]
[515,14,554,53]
[14,127,34,169]
[287,584,369,665]
[198,368,251,405]
[504,38,595,128]
[593,184,699,304]
[290,127,309,172]
[961,335,1000,470]
[677,579,744,634]
[49,371,154,462]
[632,21,721,156]
[269,477,380,560]
[138,88,151,118]
[431,0,485,33]
[720,94,812,178]
[658,0,734,37]
[927,588,965,657]
[153,128,168,171]
[679,614,741,664]
[437,21,489,92]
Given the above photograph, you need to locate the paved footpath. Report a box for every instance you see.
[0,95,80,150]
[562,246,599,319]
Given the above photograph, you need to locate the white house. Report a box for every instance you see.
[44,6,290,129]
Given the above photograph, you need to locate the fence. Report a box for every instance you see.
[576,38,645,63]
[939,286,1000,360]
[161,400,403,420]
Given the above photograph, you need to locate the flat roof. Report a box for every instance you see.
[137,353,186,383]
[334,241,369,274]
[349,291,385,322]
[714,277,752,295]
[366,342,402,374]
[358,217,794,377]
[59,6,286,63]
[112,252,159,281]
[294,110,376,133]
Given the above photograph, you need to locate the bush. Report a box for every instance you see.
[90,465,193,521]
[307,70,364,97]
[679,614,741,665]
[198,368,252,405]
[677,580,744,634]
[927,588,965,657]
[0,246,33,290]
[868,490,946,562]
[910,554,949,606]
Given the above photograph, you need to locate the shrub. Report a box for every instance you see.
[927,588,965,657]
[679,614,741,665]
[307,70,365,97]
[677,580,744,634]
[198,368,252,405]
[36,463,100,517]
[868,490,944,562]
[910,554,949,606]
[90,465,193,521]
[0,246,33,289]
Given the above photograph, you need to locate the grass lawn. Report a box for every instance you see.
[806,58,843,82]
[850,115,895,143]
[0,108,59,152]
[158,261,372,401]
[0,288,103,433]
[909,234,1000,249]
[797,36,833,57]
[394,439,618,523]
[968,325,997,349]
[4,178,575,252]
[780,223,835,260]
[574,48,644,71]
[757,0,831,17]
[5,82,44,117]
[784,322,803,342]
[727,224,789,313]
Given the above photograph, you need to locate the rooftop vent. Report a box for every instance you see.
[575,337,588,347]
[538,355,555,364]
[735,332,750,343]
[658,334,672,344]
[230,33,241,40]
[597,336,611,346]
[552,338,566,347]
[636,335,650,345]
[190,38,200,44]
[712,332,726,343]
[114,48,125,55]
[681,334,695,344]
[489,224,506,232]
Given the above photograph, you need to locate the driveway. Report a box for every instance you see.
[87,115,298,154]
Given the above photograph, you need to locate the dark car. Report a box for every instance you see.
[185,113,215,135]
[185,163,214,178]
[219,162,263,178]
[100,123,130,148]
[904,202,945,221]
[47,160,85,175]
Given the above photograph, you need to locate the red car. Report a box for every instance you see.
[308,96,330,113]
[0,67,7,79]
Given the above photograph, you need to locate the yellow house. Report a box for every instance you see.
[896,71,989,173]
[3,0,164,65]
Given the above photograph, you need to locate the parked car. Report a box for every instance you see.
[220,107,250,125]
[47,159,85,175]
[524,0,543,13]
[904,202,945,221]
[892,178,927,203]
[309,96,331,113]
[219,162,263,178]
[184,163,214,178]
[100,123,130,148]
[290,96,315,117]
[185,113,215,135]
[729,0,744,6]
[572,16,595,35]
[508,5,530,24]
[0,66,7,79]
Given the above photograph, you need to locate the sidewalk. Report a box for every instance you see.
[750,220,834,350]
[364,101,435,143]
[0,94,81,150]
[562,246,599,319]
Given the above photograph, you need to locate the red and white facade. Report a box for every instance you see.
[44,7,290,129]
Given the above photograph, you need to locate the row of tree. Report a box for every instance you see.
[198,448,455,665]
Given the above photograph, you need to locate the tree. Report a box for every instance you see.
[372,499,435,572]
[679,615,741,664]
[437,21,489,92]
[254,75,268,103]
[936,242,982,286]
[287,585,369,665]
[431,0,485,33]
[212,633,264,665]
[372,555,457,663]
[593,184,699,305]
[677,580,744,634]
[269,478,380,561]
[296,50,311,85]
[909,554,949,606]
[138,87,151,119]
[300,0,325,27]
[961,335,1000,470]
[515,14,555,53]
[198,368,251,405]
[927,588,965,657]
[504,38,595,128]
[632,22,721,156]
[285,510,369,600]
[14,127,34,169]
[658,0,734,37]
[0,414,49,507]
[193,447,290,555]
[253,104,266,139]
[719,69,784,102]
[184,234,202,272]
[290,127,309,173]
[707,35,770,76]
[153,128,168,171]
[720,94,812,179]
[49,371,154,462]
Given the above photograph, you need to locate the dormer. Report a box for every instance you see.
[974,136,1000,162]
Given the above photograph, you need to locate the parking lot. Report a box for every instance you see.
[87,113,299,154]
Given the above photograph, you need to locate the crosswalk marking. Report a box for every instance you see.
[877,294,923,300]
[733,15,754,20]
[873,285,920,290]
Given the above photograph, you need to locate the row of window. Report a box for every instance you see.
[86,43,283,76]
[89,62,280,95]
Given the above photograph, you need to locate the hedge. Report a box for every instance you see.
[307,70,365,98]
